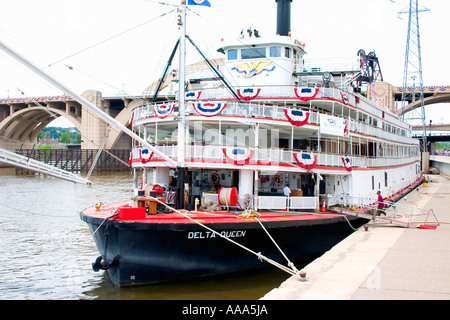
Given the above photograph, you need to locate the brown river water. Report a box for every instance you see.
[0,168,308,300]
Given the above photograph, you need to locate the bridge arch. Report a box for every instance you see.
[396,94,450,116]
[0,103,81,149]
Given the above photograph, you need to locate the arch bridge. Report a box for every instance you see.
[0,90,152,150]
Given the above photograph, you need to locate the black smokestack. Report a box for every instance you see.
[276,0,292,36]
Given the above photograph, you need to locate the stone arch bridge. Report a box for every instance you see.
[367,82,450,116]
[0,90,150,150]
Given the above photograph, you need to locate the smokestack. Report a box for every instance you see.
[275,0,292,36]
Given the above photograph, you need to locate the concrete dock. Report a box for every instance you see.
[261,174,450,300]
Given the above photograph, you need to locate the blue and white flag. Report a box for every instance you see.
[187,0,211,7]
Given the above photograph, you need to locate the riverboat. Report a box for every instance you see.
[79,0,422,286]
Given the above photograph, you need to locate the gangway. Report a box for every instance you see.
[331,194,439,229]
[0,147,91,185]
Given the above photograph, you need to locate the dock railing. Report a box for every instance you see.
[331,193,440,228]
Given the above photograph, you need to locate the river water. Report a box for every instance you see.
[0,168,306,300]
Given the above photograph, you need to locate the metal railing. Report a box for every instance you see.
[203,192,317,211]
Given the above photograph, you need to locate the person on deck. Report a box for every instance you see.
[376,191,385,216]
[271,180,278,193]
[283,184,291,197]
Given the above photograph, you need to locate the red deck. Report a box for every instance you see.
[81,200,340,224]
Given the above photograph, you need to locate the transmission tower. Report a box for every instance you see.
[398,0,429,152]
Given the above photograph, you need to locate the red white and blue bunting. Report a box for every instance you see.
[193,102,227,117]
[140,149,153,164]
[127,111,135,127]
[153,103,176,119]
[237,88,261,101]
[340,92,349,105]
[283,108,310,127]
[0,95,72,104]
[397,85,450,92]
[186,91,202,100]
[294,87,319,101]
[341,156,352,172]
[293,152,317,170]
[222,147,254,165]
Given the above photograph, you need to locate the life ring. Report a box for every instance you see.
[272,174,283,186]
[210,172,220,184]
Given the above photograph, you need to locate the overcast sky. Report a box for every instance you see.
[0,0,448,124]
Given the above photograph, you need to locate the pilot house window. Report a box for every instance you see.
[241,47,266,59]
[228,49,238,60]
[270,46,281,57]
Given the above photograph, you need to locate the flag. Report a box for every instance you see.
[187,0,211,7]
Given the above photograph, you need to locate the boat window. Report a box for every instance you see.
[270,46,281,57]
[228,49,238,60]
[241,47,266,59]
[285,47,291,58]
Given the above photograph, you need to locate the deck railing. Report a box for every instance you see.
[132,144,420,170]
[203,192,318,211]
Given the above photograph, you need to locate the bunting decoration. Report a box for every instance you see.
[140,149,153,164]
[283,108,310,127]
[127,111,135,127]
[0,95,72,104]
[193,102,227,117]
[186,91,202,100]
[340,92,349,105]
[237,88,261,101]
[396,85,449,92]
[294,87,319,101]
[222,147,254,165]
[153,103,176,119]
[341,156,352,172]
[293,152,317,170]
[128,151,133,165]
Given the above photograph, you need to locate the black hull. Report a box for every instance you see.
[80,213,368,286]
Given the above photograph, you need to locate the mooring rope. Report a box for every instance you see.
[148,197,302,279]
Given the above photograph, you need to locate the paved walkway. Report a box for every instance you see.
[261,174,450,300]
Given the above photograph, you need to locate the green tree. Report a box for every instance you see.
[59,132,74,144]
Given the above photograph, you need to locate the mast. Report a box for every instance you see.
[175,1,187,209]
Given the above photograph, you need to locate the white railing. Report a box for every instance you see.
[132,86,413,144]
[289,196,318,210]
[132,145,420,170]
[202,192,318,211]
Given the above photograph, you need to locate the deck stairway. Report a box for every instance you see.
[0,147,91,185]
[330,194,439,229]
